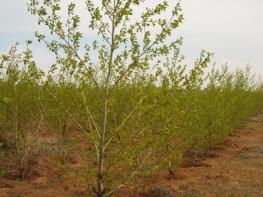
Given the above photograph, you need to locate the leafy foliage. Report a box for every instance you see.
[0,0,262,196]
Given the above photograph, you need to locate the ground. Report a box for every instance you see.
[136,112,263,197]
[1,111,263,197]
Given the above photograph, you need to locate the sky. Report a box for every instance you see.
[0,0,263,76]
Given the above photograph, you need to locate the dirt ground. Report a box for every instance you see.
[1,112,263,197]
[136,112,263,197]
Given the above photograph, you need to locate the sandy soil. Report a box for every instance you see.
[1,112,263,197]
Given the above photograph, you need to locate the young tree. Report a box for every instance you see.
[27,0,184,196]
[0,43,44,179]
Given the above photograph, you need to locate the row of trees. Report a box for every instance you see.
[1,0,263,196]
[1,43,263,196]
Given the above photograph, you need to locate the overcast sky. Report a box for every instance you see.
[0,0,263,76]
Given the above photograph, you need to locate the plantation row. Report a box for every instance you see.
[1,0,263,196]
[1,44,263,195]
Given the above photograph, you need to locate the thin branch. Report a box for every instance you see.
[65,109,85,132]
[112,12,178,89]
[115,95,146,133]
[103,93,146,152]
[81,91,101,138]
[37,14,102,93]
[105,151,151,197]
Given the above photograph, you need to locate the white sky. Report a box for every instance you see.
[0,0,263,76]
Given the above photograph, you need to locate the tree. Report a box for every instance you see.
[0,42,44,179]
[27,0,183,196]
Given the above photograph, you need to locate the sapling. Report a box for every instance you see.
[27,0,184,195]
[22,0,263,195]
[0,43,44,179]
